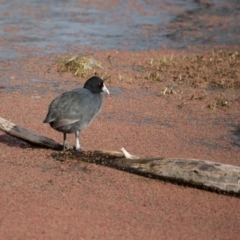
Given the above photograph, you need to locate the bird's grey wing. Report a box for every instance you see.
[44,89,100,130]
[52,117,79,129]
[44,90,84,123]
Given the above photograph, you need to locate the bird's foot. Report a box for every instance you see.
[63,144,74,151]
[74,146,82,152]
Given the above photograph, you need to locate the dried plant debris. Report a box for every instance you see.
[142,50,240,89]
[145,71,163,82]
[55,50,239,111]
[160,87,177,95]
[206,97,229,110]
[188,95,206,101]
[57,55,103,77]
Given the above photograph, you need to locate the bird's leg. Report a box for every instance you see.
[75,131,81,151]
[63,133,67,150]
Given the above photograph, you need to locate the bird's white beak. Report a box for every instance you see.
[102,83,110,94]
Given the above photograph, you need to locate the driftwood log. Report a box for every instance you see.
[0,116,239,197]
[0,117,62,150]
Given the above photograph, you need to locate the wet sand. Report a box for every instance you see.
[0,0,240,239]
[0,48,240,239]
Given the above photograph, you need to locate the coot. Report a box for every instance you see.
[43,76,109,150]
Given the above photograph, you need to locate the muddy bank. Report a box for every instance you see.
[0,0,240,237]
[0,45,240,239]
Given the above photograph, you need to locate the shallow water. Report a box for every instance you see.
[0,0,239,60]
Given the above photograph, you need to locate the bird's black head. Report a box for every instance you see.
[84,76,110,94]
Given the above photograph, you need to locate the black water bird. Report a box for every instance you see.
[43,76,109,150]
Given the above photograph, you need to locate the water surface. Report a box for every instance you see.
[0,0,239,59]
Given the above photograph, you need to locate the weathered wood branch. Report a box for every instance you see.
[0,117,62,150]
[53,150,240,196]
[0,116,240,197]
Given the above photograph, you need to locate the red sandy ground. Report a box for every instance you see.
[0,49,240,239]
